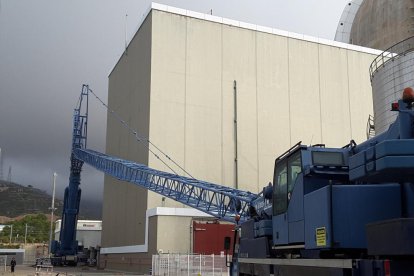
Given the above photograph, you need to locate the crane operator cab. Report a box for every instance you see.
[271,142,401,255]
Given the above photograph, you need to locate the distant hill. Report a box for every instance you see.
[0,180,101,220]
[0,180,64,218]
[79,199,102,220]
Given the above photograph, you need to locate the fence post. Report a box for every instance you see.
[158,255,161,276]
[187,254,190,276]
[177,253,180,276]
[167,254,170,276]
[212,254,215,276]
[228,254,230,276]
[199,254,202,275]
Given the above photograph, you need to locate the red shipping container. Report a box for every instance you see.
[193,221,235,255]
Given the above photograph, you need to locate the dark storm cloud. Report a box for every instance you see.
[0,0,149,200]
[0,0,348,204]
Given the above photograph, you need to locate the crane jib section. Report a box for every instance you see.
[73,148,258,223]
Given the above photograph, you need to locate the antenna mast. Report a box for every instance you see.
[7,166,11,183]
[0,148,3,181]
[125,13,128,53]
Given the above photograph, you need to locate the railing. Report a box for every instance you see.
[369,36,414,80]
[152,254,229,276]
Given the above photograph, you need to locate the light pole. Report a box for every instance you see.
[9,225,12,244]
[49,172,57,257]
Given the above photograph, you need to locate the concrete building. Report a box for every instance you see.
[0,249,25,265]
[336,0,414,51]
[55,220,101,250]
[101,3,381,273]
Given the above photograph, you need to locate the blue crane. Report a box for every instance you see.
[235,88,414,276]
[53,84,414,275]
[51,85,259,263]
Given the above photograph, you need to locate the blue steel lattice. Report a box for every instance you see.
[70,84,89,174]
[73,148,258,223]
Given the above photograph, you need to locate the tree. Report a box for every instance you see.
[0,214,53,244]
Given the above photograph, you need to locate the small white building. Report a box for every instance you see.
[54,220,101,249]
[0,249,25,264]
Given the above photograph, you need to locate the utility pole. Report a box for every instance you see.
[24,224,28,245]
[7,166,11,183]
[49,172,57,256]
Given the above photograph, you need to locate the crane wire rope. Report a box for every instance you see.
[87,88,195,179]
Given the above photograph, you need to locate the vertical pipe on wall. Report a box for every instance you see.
[124,13,128,55]
[233,80,239,189]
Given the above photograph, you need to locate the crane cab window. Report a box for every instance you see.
[288,153,302,195]
[273,151,302,216]
[273,160,288,216]
[312,151,344,166]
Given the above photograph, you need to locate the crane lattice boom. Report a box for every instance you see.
[74,148,258,222]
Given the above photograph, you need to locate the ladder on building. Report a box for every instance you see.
[366,114,375,139]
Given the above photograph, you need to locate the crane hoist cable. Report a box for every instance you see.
[87,88,195,179]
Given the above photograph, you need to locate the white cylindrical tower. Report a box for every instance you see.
[370,37,414,134]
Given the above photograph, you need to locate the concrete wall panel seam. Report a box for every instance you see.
[287,37,292,146]
[255,31,260,192]
[317,43,323,144]
[346,50,353,138]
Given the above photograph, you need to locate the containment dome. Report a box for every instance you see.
[348,0,414,50]
[336,1,414,136]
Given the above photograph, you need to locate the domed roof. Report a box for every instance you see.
[349,0,413,50]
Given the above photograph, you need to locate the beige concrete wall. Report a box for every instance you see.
[156,216,194,253]
[99,252,152,274]
[148,10,376,197]
[102,13,152,247]
[99,216,158,273]
[347,50,375,141]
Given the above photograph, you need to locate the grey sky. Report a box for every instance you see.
[0,0,350,204]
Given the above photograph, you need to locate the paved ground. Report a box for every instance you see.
[0,265,147,276]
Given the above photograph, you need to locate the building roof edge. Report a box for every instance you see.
[108,2,382,77]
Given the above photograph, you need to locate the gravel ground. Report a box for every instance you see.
[0,265,147,276]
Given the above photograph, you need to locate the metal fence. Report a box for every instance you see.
[0,256,7,272]
[152,254,229,276]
